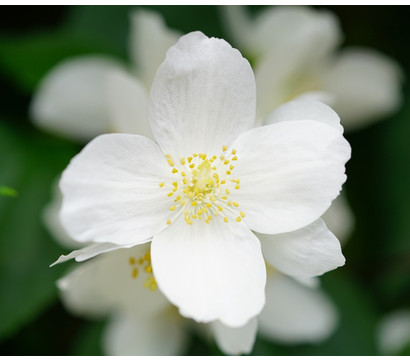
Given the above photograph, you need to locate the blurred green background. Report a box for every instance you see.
[0,5,409,355]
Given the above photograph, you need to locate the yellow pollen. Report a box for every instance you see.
[129,257,136,265]
[232,156,237,161]
[165,154,171,158]
[166,219,171,225]
[230,165,234,170]
[235,185,240,190]
[224,159,229,165]
[172,168,178,173]
[226,170,231,175]
[188,156,193,163]
[167,192,174,197]
[221,195,227,200]
[189,164,195,168]
[233,202,239,207]
[181,171,186,177]
[132,268,138,278]
[159,182,164,187]
[236,216,242,222]
[240,211,245,218]
[169,205,176,211]
[206,203,212,208]
[221,180,226,184]
[176,195,181,201]
[193,153,198,157]
[191,201,198,206]
[217,206,223,212]
[183,178,187,184]
[225,189,230,195]
[167,159,174,166]
[224,216,229,223]
[222,145,228,152]
[145,265,152,273]
[138,258,144,265]
[180,158,186,165]
[231,149,237,155]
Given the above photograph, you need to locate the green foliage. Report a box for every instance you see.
[0,121,77,340]
[0,186,18,197]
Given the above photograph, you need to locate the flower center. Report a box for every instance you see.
[128,250,157,291]
[160,145,245,226]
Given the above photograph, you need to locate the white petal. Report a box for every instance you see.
[293,276,320,288]
[151,216,266,327]
[129,9,181,88]
[51,242,132,266]
[147,31,256,157]
[210,318,257,355]
[57,261,111,317]
[231,120,351,234]
[265,98,343,133]
[378,310,410,355]
[60,134,174,245]
[57,245,170,315]
[247,6,341,62]
[322,48,403,130]
[104,68,153,139]
[258,273,338,343]
[322,193,355,244]
[30,56,124,141]
[43,176,81,249]
[104,311,187,356]
[259,219,345,278]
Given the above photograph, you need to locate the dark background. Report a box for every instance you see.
[0,5,409,355]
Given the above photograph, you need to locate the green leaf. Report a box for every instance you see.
[0,120,77,340]
[0,186,18,197]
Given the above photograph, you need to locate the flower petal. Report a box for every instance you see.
[243,6,341,61]
[322,48,403,130]
[60,134,174,245]
[322,193,355,244]
[43,176,81,250]
[103,311,187,356]
[259,219,345,278]
[258,273,338,343]
[265,99,343,133]
[105,68,153,139]
[147,31,256,157]
[231,120,351,234]
[30,56,124,141]
[378,310,410,355]
[129,9,181,88]
[57,260,112,317]
[210,318,258,355]
[51,242,132,266]
[57,245,170,315]
[151,216,266,327]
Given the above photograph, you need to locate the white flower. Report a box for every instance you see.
[377,310,410,355]
[53,31,351,330]
[223,5,403,131]
[30,9,180,142]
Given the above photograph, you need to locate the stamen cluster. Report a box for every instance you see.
[160,145,245,225]
[129,251,157,291]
